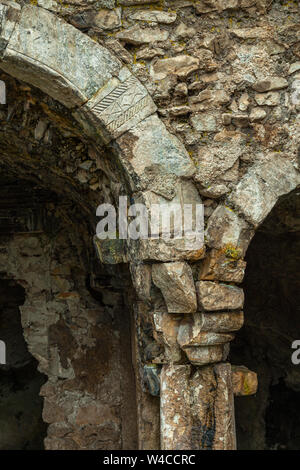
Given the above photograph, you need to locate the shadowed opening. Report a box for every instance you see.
[230,188,300,450]
[0,278,47,450]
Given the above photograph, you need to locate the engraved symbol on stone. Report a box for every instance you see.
[91,76,149,132]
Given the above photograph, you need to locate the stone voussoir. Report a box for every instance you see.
[74,66,157,143]
[0,4,122,108]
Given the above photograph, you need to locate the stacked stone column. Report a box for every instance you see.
[130,259,245,450]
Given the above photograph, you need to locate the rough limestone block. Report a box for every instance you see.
[178,312,241,349]
[196,281,244,311]
[202,311,244,333]
[231,365,258,396]
[0,1,21,58]
[152,262,197,313]
[0,5,121,108]
[184,345,225,365]
[160,365,192,450]
[116,114,195,190]
[227,155,300,227]
[74,67,157,143]
[205,205,253,257]
[198,249,246,283]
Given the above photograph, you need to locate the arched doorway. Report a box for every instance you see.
[0,71,139,449]
[230,188,300,450]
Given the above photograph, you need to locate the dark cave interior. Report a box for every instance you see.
[0,278,47,450]
[230,188,300,450]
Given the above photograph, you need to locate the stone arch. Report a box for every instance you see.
[0,1,203,451]
[0,1,202,264]
[1,0,299,452]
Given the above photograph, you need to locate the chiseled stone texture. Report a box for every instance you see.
[75,67,157,142]
[152,262,197,314]
[123,181,204,263]
[196,281,244,311]
[0,5,122,108]
[184,345,226,366]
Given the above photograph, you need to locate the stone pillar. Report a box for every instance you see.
[160,363,236,450]
[160,365,191,450]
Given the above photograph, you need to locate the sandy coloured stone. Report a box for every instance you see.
[196,281,244,311]
[254,91,280,106]
[93,8,121,30]
[190,364,236,449]
[252,77,288,92]
[198,184,229,199]
[150,55,200,81]
[231,27,270,39]
[184,345,225,365]
[136,46,164,60]
[116,26,169,45]
[194,133,243,186]
[129,10,177,24]
[152,262,197,313]
[192,48,218,72]
[201,311,244,333]
[231,365,258,396]
[173,22,196,39]
[153,310,182,363]
[249,107,267,122]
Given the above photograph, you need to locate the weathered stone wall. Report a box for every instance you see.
[0,0,299,450]
[0,191,138,449]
